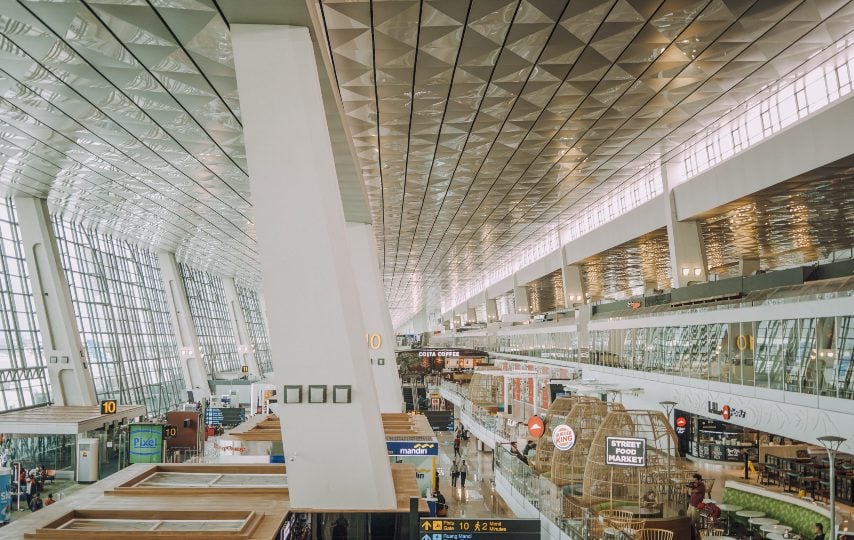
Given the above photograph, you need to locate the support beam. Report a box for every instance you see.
[561,263,585,308]
[514,286,530,316]
[663,161,708,289]
[486,298,499,323]
[221,277,262,379]
[347,222,404,414]
[157,252,210,400]
[232,24,395,510]
[466,306,477,324]
[14,197,97,406]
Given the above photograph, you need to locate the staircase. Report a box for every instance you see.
[424,410,455,432]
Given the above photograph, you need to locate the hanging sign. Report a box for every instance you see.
[552,424,576,451]
[606,437,647,467]
[527,416,544,439]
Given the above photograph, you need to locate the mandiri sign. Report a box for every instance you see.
[605,437,646,467]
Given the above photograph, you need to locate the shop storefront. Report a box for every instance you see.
[674,409,756,463]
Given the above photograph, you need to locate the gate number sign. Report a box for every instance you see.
[100,399,117,415]
[606,437,647,467]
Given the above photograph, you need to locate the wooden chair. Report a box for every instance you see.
[610,518,646,538]
[598,509,633,520]
[636,529,674,540]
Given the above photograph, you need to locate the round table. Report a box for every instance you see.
[735,510,765,519]
[765,534,786,540]
[761,524,791,536]
[617,505,661,518]
[717,504,742,512]
[749,517,780,527]
[703,498,717,504]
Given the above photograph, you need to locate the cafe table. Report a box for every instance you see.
[735,510,765,519]
[761,524,791,536]
[765,534,786,540]
[749,517,779,527]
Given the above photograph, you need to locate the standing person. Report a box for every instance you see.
[813,522,825,540]
[450,459,460,487]
[459,459,469,489]
[453,434,462,457]
[687,473,706,526]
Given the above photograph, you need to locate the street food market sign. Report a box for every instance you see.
[606,437,646,467]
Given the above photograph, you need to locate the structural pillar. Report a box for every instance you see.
[561,264,585,308]
[514,286,530,315]
[347,222,404,413]
[232,24,395,510]
[663,161,708,288]
[466,306,477,324]
[14,197,97,406]
[157,251,211,400]
[486,298,499,323]
[222,277,262,378]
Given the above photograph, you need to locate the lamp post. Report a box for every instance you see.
[817,435,846,540]
[660,400,678,496]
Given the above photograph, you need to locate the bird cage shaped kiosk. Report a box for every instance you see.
[582,409,683,512]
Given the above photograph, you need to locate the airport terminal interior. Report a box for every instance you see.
[0,0,852,539]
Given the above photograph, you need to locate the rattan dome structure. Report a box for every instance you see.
[532,395,599,475]
[550,400,624,488]
[581,409,683,510]
[466,371,503,406]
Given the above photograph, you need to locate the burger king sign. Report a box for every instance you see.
[552,424,576,451]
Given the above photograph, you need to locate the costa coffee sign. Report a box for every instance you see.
[418,350,460,358]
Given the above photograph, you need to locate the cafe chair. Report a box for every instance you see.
[636,529,674,540]
[598,509,634,520]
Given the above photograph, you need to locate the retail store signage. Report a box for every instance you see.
[553,424,576,451]
[707,401,747,420]
[418,350,460,358]
[420,518,539,537]
[606,437,646,467]
[387,441,439,456]
[675,417,687,428]
[527,416,544,439]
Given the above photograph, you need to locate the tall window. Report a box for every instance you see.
[237,285,273,375]
[54,219,185,416]
[0,199,50,410]
[179,265,240,376]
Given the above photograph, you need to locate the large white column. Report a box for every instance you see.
[157,251,211,400]
[514,286,530,315]
[14,197,97,406]
[222,277,262,379]
[486,298,499,323]
[346,222,404,413]
[561,264,585,308]
[232,24,395,510]
[663,161,708,288]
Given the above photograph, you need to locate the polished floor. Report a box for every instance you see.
[435,430,514,519]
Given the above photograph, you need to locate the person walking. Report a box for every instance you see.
[453,434,462,457]
[450,459,460,487]
[459,459,468,489]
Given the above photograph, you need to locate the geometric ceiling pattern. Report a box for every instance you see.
[0,0,255,281]
[580,227,671,300]
[0,0,852,321]
[0,0,371,286]
[700,156,854,278]
[319,0,854,323]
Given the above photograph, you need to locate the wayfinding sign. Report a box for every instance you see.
[420,518,539,539]
[606,437,646,467]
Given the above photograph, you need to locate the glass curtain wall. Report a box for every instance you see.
[236,285,273,375]
[0,199,50,410]
[178,265,240,376]
[54,219,186,416]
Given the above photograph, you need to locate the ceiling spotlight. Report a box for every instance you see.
[681,267,690,276]
[694,267,702,276]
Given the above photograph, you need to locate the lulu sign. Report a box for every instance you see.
[606,437,646,467]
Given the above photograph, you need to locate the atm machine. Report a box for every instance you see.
[76,437,99,483]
